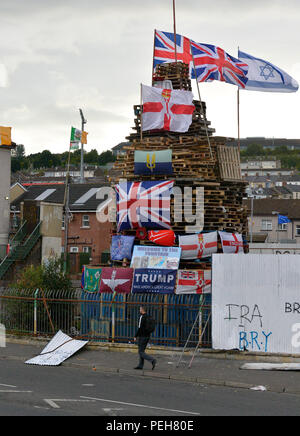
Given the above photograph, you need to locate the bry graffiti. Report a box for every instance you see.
[239,331,272,352]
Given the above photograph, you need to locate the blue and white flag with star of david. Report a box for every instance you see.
[238,50,298,93]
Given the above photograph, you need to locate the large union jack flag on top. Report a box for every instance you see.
[115,180,174,232]
[191,42,249,88]
[154,30,194,76]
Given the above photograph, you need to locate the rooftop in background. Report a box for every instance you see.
[228,138,300,150]
[243,198,300,219]
[10,182,110,212]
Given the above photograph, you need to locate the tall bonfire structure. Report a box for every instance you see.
[109,62,248,345]
[112,62,248,255]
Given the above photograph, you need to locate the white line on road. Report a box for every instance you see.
[0,384,17,388]
[0,390,32,393]
[80,396,200,415]
[44,399,96,409]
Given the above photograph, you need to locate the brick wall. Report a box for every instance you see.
[62,211,112,265]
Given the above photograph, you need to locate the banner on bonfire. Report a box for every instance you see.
[179,231,218,260]
[134,149,173,175]
[82,266,102,293]
[218,231,244,254]
[110,235,135,261]
[176,270,212,294]
[130,245,181,270]
[132,268,177,294]
[99,268,134,294]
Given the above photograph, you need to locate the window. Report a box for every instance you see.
[296,226,300,237]
[261,219,272,231]
[62,215,65,229]
[83,246,91,254]
[82,215,90,228]
[278,223,288,231]
[70,247,79,253]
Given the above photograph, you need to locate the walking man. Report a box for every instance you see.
[134,306,157,370]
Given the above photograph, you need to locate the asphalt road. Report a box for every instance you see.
[0,360,300,417]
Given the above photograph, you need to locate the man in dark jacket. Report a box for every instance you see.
[134,306,157,370]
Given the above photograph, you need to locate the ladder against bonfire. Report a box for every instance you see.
[109,61,248,351]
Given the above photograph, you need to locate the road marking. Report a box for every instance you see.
[0,390,32,393]
[44,399,96,409]
[0,384,17,388]
[81,396,200,415]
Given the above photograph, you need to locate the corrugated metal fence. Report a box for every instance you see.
[0,288,211,348]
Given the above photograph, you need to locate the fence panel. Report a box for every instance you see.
[0,288,211,348]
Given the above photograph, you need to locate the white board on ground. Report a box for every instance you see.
[212,254,300,355]
[25,330,88,366]
[241,363,300,371]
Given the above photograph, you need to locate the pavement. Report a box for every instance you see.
[2,338,300,395]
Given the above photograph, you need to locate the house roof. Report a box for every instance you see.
[11,182,110,212]
[243,198,300,219]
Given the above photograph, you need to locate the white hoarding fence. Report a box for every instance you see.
[0,323,5,348]
[212,254,300,355]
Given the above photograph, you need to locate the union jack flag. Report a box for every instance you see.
[191,42,249,88]
[115,180,174,232]
[153,30,194,76]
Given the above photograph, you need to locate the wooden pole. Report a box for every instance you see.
[173,0,177,63]
[152,29,156,86]
[140,83,143,143]
[237,87,241,154]
[190,42,213,159]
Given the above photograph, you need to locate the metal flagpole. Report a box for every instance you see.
[190,43,213,159]
[173,0,177,63]
[79,108,87,184]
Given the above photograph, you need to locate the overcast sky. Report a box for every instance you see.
[1,0,300,155]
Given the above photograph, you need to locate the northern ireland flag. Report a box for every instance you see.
[179,231,218,260]
[115,180,174,232]
[176,270,212,294]
[99,268,134,294]
[218,231,244,254]
[142,85,195,133]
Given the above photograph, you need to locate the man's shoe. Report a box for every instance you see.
[152,359,157,370]
[134,366,143,370]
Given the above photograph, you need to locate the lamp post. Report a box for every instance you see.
[79,108,87,184]
[272,211,280,243]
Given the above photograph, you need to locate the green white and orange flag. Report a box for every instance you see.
[70,127,88,150]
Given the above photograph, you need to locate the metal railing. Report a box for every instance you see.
[0,288,212,348]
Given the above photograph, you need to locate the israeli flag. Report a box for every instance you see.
[238,50,298,93]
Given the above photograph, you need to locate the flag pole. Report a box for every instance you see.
[173,0,177,63]
[152,29,156,85]
[140,83,143,143]
[190,42,213,159]
[237,46,241,154]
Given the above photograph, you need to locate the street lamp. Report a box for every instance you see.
[272,211,280,243]
[79,108,87,184]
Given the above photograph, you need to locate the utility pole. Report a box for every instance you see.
[79,108,87,184]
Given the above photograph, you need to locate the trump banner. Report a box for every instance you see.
[132,268,177,294]
[99,268,134,294]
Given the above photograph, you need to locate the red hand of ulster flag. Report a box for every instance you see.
[142,85,195,132]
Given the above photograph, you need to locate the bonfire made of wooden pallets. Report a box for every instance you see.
[110,62,248,271]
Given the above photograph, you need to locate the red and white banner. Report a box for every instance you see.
[100,268,134,294]
[148,230,175,247]
[218,231,244,254]
[176,270,212,294]
[179,232,218,260]
[142,84,195,133]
